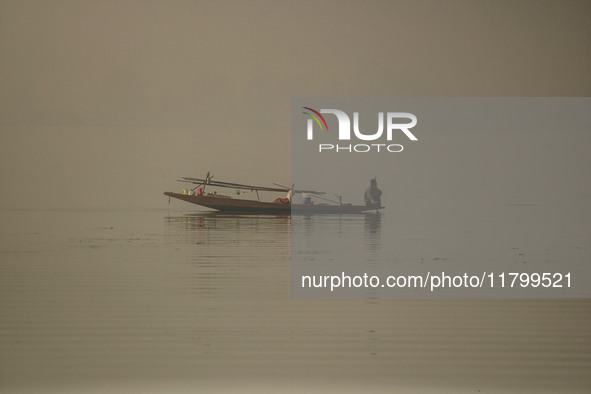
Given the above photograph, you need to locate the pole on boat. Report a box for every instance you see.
[188,171,213,194]
[203,171,212,194]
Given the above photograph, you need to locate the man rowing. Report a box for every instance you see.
[364,178,382,208]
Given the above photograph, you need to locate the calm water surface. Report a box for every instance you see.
[0,208,589,393]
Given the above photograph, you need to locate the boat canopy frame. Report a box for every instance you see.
[177,174,326,202]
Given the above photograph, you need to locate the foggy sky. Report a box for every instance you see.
[1,0,590,210]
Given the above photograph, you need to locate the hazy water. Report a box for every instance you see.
[1,208,590,393]
[291,205,591,298]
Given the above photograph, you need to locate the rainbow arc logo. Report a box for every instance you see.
[302,107,328,131]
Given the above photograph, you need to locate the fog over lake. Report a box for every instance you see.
[1,1,590,393]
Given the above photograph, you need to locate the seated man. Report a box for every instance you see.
[364,178,382,207]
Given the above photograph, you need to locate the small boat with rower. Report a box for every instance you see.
[164,172,384,215]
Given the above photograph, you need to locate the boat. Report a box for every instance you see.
[164,173,384,215]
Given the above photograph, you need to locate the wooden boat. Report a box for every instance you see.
[164,173,384,215]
